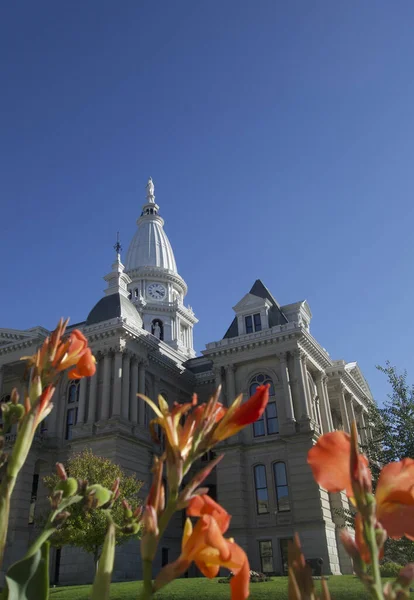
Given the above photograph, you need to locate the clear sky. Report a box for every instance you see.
[1,1,414,403]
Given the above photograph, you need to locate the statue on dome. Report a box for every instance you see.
[146,177,155,202]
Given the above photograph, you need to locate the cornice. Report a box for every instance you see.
[202,322,302,358]
[126,266,188,295]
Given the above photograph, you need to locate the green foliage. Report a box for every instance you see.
[2,543,49,600]
[379,563,403,578]
[363,362,414,563]
[42,449,143,563]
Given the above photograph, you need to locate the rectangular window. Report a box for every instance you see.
[28,473,39,525]
[254,465,269,514]
[245,315,253,334]
[280,538,292,575]
[266,403,279,434]
[65,407,78,440]
[259,540,273,573]
[253,313,262,331]
[253,415,265,437]
[274,462,290,512]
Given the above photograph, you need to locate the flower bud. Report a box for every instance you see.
[56,463,68,481]
[86,484,113,508]
[55,477,78,498]
[397,563,414,588]
[10,389,19,405]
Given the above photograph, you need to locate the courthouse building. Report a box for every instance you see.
[0,179,372,583]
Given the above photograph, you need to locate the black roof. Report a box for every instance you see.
[86,293,141,327]
[223,280,288,339]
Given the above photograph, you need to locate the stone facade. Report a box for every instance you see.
[0,180,373,584]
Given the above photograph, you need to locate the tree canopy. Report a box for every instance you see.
[42,449,143,565]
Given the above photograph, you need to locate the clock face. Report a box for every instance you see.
[147,283,167,301]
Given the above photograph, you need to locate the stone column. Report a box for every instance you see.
[279,352,295,423]
[338,384,350,433]
[315,373,332,433]
[322,377,335,430]
[87,366,98,424]
[214,366,223,402]
[0,366,3,398]
[358,408,369,443]
[138,361,146,425]
[130,358,139,424]
[77,377,87,424]
[101,353,111,420]
[121,353,130,420]
[112,352,123,417]
[293,350,310,423]
[225,365,236,406]
[346,394,357,430]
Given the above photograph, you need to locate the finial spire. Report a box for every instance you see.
[146,177,155,203]
[113,231,122,258]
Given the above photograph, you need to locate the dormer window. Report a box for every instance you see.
[245,313,261,334]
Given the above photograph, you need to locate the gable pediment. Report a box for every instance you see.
[232,293,271,313]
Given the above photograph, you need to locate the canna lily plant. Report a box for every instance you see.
[300,422,414,600]
[0,317,270,600]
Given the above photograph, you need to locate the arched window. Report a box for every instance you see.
[65,381,79,440]
[253,464,269,514]
[273,462,290,512]
[151,319,164,341]
[250,374,278,437]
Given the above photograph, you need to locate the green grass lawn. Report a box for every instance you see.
[49,575,413,599]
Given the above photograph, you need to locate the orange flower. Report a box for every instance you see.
[68,348,96,379]
[22,319,96,383]
[375,458,414,540]
[307,430,370,498]
[52,329,89,372]
[141,385,269,463]
[187,494,231,533]
[154,515,249,600]
[307,426,414,542]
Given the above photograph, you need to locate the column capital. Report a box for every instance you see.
[292,348,304,360]
[278,351,288,364]
[139,358,149,369]
[225,364,236,373]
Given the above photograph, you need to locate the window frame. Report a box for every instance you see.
[253,313,262,332]
[273,461,290,513]
[259,539,273,574]
[250,374,278,438]
[253,464,269,515]
[245,315,253,334]
[65,381,80,440]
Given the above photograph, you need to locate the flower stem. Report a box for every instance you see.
[0,475,16,570]
[140,559,154,600]
[363,520,384,600]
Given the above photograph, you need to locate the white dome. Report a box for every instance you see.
[125,213,177,273]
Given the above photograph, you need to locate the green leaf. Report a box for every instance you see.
[4,542,49,600]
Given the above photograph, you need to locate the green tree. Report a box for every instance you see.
[363,362,414,563]
[42,449,143,572]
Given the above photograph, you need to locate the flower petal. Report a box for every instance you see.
[187,495,231,533]
[308,431,356,496]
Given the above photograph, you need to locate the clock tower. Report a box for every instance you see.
[124,178,197,359]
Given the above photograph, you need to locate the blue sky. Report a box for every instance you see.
[1,1,414,403]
